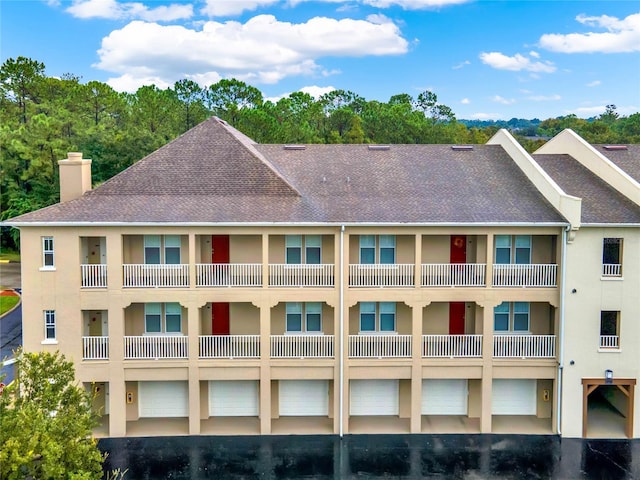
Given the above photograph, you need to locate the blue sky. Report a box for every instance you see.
[2,0,639,120]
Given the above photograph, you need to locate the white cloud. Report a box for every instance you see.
[452,60,470,69]
[362,0,471,8]
[491,95,515,105]
[265,85,337,103]
[106,73,172,91]
[201,0,279,17]
[586,80,601,87]
[460,98,470,104]
[288,0,471,8]
[539,13,640,53]
[529,51,540,58]
[527,94,561,102]
[66,0,193,21]
[479,51,556,73]
[95,15,408,91]
[468,112,502,120]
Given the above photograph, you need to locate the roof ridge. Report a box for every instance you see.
[211,117,301,196]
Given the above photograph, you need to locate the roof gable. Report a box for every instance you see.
[92,117,299,197]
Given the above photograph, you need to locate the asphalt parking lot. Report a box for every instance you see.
[100,433,640,479]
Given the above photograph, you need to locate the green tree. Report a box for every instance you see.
[0,349,104,479]
[0,56,45,124]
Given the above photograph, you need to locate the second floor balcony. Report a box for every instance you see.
[123,264,189,288]
[492,264,557,287]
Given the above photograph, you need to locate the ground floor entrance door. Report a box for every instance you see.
[582,377,636,438]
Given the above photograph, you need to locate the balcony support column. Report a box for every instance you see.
[486,233,494,288]
[258,300,273,434]
[108,303,125,436]
[261,234,269,289]
[410,301,427,433]
[480,301,498,433]
[187,302,201,435]
[188,233,196,289]
[106,231,122,290]
[414,234,422,288]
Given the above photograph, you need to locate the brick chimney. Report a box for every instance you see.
[58,152,92,202]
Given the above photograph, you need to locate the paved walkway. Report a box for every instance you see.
[0,262,21,384]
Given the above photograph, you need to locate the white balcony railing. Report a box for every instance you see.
[492,264,557,287]
[422,334,482,357]
[196,264,262,287]
[493,334,556,358]
[123,264,189,287]
[271,335,334,358]
[599,335,620,349]
[602,264,622,277]
[349,334,412,358]
[199,335,260,358]
[124,335,188,359]
[81,264,107,288]
[82,336,109,360]
[421,264,486,287]
[349,264,414,287]
[269,264,335,287]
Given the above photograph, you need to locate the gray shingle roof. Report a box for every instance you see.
[533,153,640,224]
[9,117,566,225]
[593,145,640,183]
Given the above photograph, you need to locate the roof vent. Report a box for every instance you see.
[451,145,474,151]
[283,145,306,150]
[603,145,628,151]
[368,145,390,151]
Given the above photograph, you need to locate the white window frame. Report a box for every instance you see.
[285,302,323,334]
[602,238,623,276]
[43,310,57,343]
[286,235,322,265]
[144,302,183,335]
[359,235,396,265]
[494,302,530,333]
[144,235,182,265]
[495,235,531,265]
[41,236,55,270]
[359,302,396,333]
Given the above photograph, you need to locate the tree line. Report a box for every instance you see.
[1,56,639,250]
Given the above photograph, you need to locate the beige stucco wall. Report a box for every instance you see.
[561,227,640,438]
[16,223,567,438]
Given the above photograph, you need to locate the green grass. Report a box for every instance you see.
[0,295,19,316]
[0,250,20,262]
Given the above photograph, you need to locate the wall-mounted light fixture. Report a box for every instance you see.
[605,369,613,384]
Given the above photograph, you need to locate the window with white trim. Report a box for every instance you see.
[494,302,529,332]
[145,302,182,334]
[359,235,396,264]
[359,302,396,332]
[285,235,321,264]
[42,237,54,268]
[144,235,181,264]
[286,302,322,333]
[44,310,56,340]
[600,311,620,349]
[602,238,622,276]
[495,235,531,264]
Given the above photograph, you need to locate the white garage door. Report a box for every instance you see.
[422,379,468,415]
[492,379,536,415]
[279,380,328,416]
[139,381,188,418]
[209,380,258,417]
[350,379,399,416]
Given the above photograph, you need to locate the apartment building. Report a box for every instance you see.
[6,117,639,439]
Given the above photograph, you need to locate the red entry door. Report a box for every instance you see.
[450,235,466,264]
[449,235,467,335]
[212,235,230,263]
[212,302,230,335]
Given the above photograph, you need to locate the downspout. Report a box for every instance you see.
[557,226,569,435]
[339,225,345,438]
